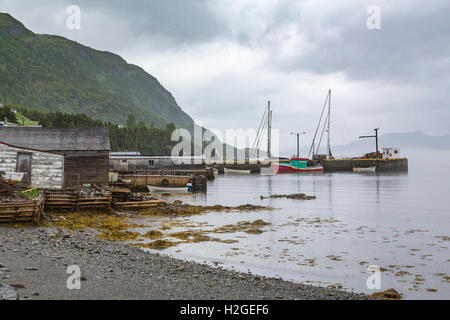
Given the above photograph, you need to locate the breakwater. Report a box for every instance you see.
[319,158,408,172]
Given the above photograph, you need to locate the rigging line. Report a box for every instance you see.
[316,113,329,156]
[252,111,268,158]
[255,113,268,157]
[308,93,329,158]
[250,107,268,158]
[250,111,266,157]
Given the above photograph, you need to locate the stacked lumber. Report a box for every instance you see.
[44,190,78,211]
[77,197,111,210]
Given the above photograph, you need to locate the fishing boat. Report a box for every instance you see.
[147,184,191,193]
[273,158,324,173]
[224,168,251,174]
[353,166,376,173]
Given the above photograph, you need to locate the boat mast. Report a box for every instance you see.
[267,101,272,159]
[327,89,331,159]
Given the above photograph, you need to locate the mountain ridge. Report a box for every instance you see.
[0,12,195,130]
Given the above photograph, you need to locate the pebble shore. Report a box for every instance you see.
[0,226,371,300]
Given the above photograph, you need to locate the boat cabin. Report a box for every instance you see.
[383,148,401,159]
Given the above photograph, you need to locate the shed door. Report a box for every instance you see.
[17,153,32,184]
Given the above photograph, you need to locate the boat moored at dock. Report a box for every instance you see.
[224,168,252,174]
[353,166,376,173]
[273,158,324,174]
[147,184,192,193]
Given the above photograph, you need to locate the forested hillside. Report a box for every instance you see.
[0,13,195,130]
[9,105,176,155]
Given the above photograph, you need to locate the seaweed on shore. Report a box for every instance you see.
[369,288,402,300]
[260,193,316,200]
[44,211,145,242]
[140,201,274,217]
[134,240,180,250]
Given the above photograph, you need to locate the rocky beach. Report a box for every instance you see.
[0,224,371,300]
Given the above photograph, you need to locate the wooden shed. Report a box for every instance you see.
[0,142,64,189]
[0,127,110,186]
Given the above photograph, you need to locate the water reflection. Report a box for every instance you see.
[151,168,448,299]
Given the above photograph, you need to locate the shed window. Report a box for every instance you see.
[394,150,398,154]
[121,159,127,163]
[148,160,155,167]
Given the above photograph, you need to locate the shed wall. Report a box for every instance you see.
[0,144,64,189]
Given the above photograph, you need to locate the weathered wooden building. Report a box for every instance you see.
[109,154,205,172]
[0,127,110,185]
[0,142,64,189]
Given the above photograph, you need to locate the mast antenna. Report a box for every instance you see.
[267,101,272,159]
[327,89,332,159]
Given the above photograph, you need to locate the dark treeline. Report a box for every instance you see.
[8,105,176,155]
[0,105,17,123]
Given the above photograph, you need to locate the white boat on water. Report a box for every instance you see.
[260,163,274,176]
[224,168,251,174]
[353,167,376,173]
[147,184,191,193]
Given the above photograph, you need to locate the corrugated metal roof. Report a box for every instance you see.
[0,127,110,151]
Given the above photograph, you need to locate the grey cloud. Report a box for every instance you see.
[0,0,448,147]
[258,0,450,83]
[73,0,229,45]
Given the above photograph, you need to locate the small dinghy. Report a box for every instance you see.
[147,184,191,193]
[224,168,251,174]
[353,166,376,173]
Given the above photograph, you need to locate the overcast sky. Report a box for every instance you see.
[1,0,449,155]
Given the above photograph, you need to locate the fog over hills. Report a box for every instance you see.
[331,131,450,158]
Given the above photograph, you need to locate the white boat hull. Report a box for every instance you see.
[260,163,275,176]
[147,185,190,193]
[353,167,376,173]
[224,168,251,174]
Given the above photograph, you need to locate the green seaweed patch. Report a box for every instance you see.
[370,289,402,300]
[135,240,180,250]
[143,230,164,239]
[140,202,274,217]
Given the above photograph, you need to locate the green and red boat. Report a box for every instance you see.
[273,158,324,173]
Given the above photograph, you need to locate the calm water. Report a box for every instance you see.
[137,152,450,299]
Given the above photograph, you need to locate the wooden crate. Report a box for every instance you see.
[0,193,45,223]
[45,190,112,212]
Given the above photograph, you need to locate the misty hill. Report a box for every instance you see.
[0,13,194,130]
[332,131,450,157]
